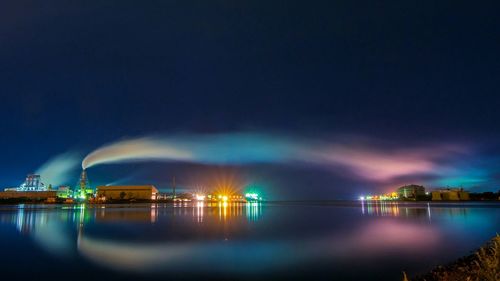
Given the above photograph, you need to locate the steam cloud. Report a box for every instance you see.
[81,132,468,183]
[81,133,303,170]
[36,152,81,186]
[82,137,194,169]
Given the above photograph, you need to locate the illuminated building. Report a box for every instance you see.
[230,194,245,202]
[56,185,72,198]
[245,193,262,202]
[0,190,57,200]
[204,193,246,202]
[397,184,426,200]
[96,185,159,201]
[431,188,470,201]
[194,194,206,201]
[17,174,47,191]
[0,174,57,200]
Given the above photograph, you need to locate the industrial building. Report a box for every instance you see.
[397,184,426,200]
[96,185,159,201]
[0,174,56,200]
[56,186,72,198]
[0,190,58,200]
[431,188,470,201]
[75,170,93,199]
[17,174,47,191]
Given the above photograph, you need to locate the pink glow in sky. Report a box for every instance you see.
[306,142,468,182]
[71,133,472,187]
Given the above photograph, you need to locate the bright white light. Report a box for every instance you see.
[245,193,259,200]
[195,194,205,201]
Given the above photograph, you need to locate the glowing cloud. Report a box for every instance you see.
[82,133,298,170]
[35,152,81,186]
[81,132,469,183]
[312,144,467,181]
[82,137,194,169]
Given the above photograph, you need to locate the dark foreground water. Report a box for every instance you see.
[0,201,498,281]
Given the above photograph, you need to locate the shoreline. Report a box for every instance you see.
[0,198,499,205]
[406,235,500,281]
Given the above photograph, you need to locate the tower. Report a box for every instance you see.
[75,169,92,199]
[172,176,176,200]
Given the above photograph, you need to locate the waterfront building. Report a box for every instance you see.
[96,185,159,201]
[17,174,47,191]
[0,190,58,200]
[0,174,57,200]
[431,188,470,201]
[56,185,72,198]
[397,184,426,200]
[431,191,443,201]
[244,193,262,202]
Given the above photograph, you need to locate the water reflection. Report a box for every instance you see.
[0,204,88,258]
[171,202,262,222]
[0,202,263,235]
[14,206,49,234]
[361,201,401,217]
[360,201,469,220]
[0,204,89,233]
[95,205,158,223]
[0,202,266,272]
[0,202,496,280]
[246,202,262,221]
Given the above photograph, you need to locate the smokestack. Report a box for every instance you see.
[172,176,176,200]
[77,169,91,193]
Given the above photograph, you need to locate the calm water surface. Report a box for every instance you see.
[0,201,498,281]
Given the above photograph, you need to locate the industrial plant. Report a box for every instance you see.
[0,170,263,204]
[359,184,474,202]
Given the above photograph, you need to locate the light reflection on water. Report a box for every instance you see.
[0,202,498,281]
[360,200,471,220]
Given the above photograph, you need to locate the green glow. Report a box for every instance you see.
[436,175,487,188]
[73,188,94,201]
[244,183,265,199]
[245,192,262,201]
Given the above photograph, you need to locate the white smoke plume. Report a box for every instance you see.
[82,137,194,169]
[81,132,468,183]
[82,133,298,170]
[36,152,81,186]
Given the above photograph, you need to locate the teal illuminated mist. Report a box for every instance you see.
[23,131,499,200]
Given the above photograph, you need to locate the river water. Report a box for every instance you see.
[0,201,498,281]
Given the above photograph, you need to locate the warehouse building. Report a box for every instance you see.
[397,184,426,200]
[431,188,470,201]
[96,185,158,202]
[0,174,57,201]
[0,190,57,200]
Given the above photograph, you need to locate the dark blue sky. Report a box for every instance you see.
[1,1,499,199]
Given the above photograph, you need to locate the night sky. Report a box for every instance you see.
[1,1,499,199]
